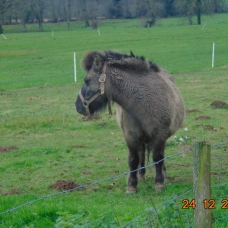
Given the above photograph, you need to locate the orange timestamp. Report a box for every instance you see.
[182,199,228,209]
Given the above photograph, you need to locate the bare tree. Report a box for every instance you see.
[174,0,219,25]
[109,0,122,18]
[121,0,137,18]
[174,0,196,25]
[58,0,65,21]
[31,0,47,31]
[1,0,226,33]
[13,0,33,32]
[48,0,60,23]
[162,0,176,17]
[4,0,15,24]
[75,0,106,28]
[66,0,71,30]
[137,0,165,27]
[0,0,13,26]
[77,0,90,27]
[196,0,202,24]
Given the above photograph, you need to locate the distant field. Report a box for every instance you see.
[0,14,228,227]
[1,13,228,91]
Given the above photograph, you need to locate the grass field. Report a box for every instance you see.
[0,14,228,227]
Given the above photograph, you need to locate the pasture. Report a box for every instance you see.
[0,14,228,227]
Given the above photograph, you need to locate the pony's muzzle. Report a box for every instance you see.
[78,90,91,116]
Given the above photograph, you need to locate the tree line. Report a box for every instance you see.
[0,0,227,32]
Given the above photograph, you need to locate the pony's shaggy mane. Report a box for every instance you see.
[81,50,160,73]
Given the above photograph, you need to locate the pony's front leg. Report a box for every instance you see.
[125,139,141,194]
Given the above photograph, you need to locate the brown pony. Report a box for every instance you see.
[75,50,185,193]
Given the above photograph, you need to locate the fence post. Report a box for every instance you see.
[74,52,77,82]
[212,43,215,68]
[193,141,212,228]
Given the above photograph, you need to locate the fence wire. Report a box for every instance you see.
[122,181,228,228]
[120,188,193,228]
[0,140,228,226]
[0,147,192,216]
[122,180,228,227]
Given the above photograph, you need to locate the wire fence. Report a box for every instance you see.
[120,188,194,228]
[1,140,228,227]
[0,147,192,215]
[121,180,228,227]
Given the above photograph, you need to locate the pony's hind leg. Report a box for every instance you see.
[152,139,166,190]
[138,144,146,181]
[162,161,168,181]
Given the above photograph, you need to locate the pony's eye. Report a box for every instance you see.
[84,79,90,85]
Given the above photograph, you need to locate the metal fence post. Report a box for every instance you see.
[193,141,212,228]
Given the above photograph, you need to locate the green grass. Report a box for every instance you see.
[0,14,228,227]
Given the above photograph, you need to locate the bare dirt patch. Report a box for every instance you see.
[177,145,192,152]
[24,96,47,101]
[50,180,82,191]
[186,109,199,114]
[0,146,18,153]
[97,122,108,126]
[71,145,88,149]
[196,124,216,131]
[195,115,211,120]
[204,125,216,131]
[170,164,190,168]
[3,189,22,196]
[82,171,92,175]
[211,100,228,108]
[82,114,101,121]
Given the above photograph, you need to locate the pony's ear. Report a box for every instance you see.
[130,50,135,57]
[93,55,103,70]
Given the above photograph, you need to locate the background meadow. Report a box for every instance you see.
[0,14,228,227]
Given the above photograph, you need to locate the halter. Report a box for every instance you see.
[78,62,112,117]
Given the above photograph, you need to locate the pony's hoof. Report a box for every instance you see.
[154,183,165,191]
[126,186,138,194]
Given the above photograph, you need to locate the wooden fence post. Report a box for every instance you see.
[193,141,212,228]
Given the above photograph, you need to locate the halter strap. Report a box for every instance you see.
[79,62,112,117]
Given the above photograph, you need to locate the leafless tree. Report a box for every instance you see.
[31,0,48,31]
[75,0,107,28]
[174,0,195,25]
[48,0,60,23]
[121,0,137,18]
[214,0,228,12]
[196,0,202,24]
[13,0,33,32]
[77,0,89,27]
[174,0,222,25]
[0,0,227,32]
[137,0,165,27]
[0,0,13,26]
[66,0,71,30]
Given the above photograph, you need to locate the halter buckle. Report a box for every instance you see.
[99,74,106,82]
